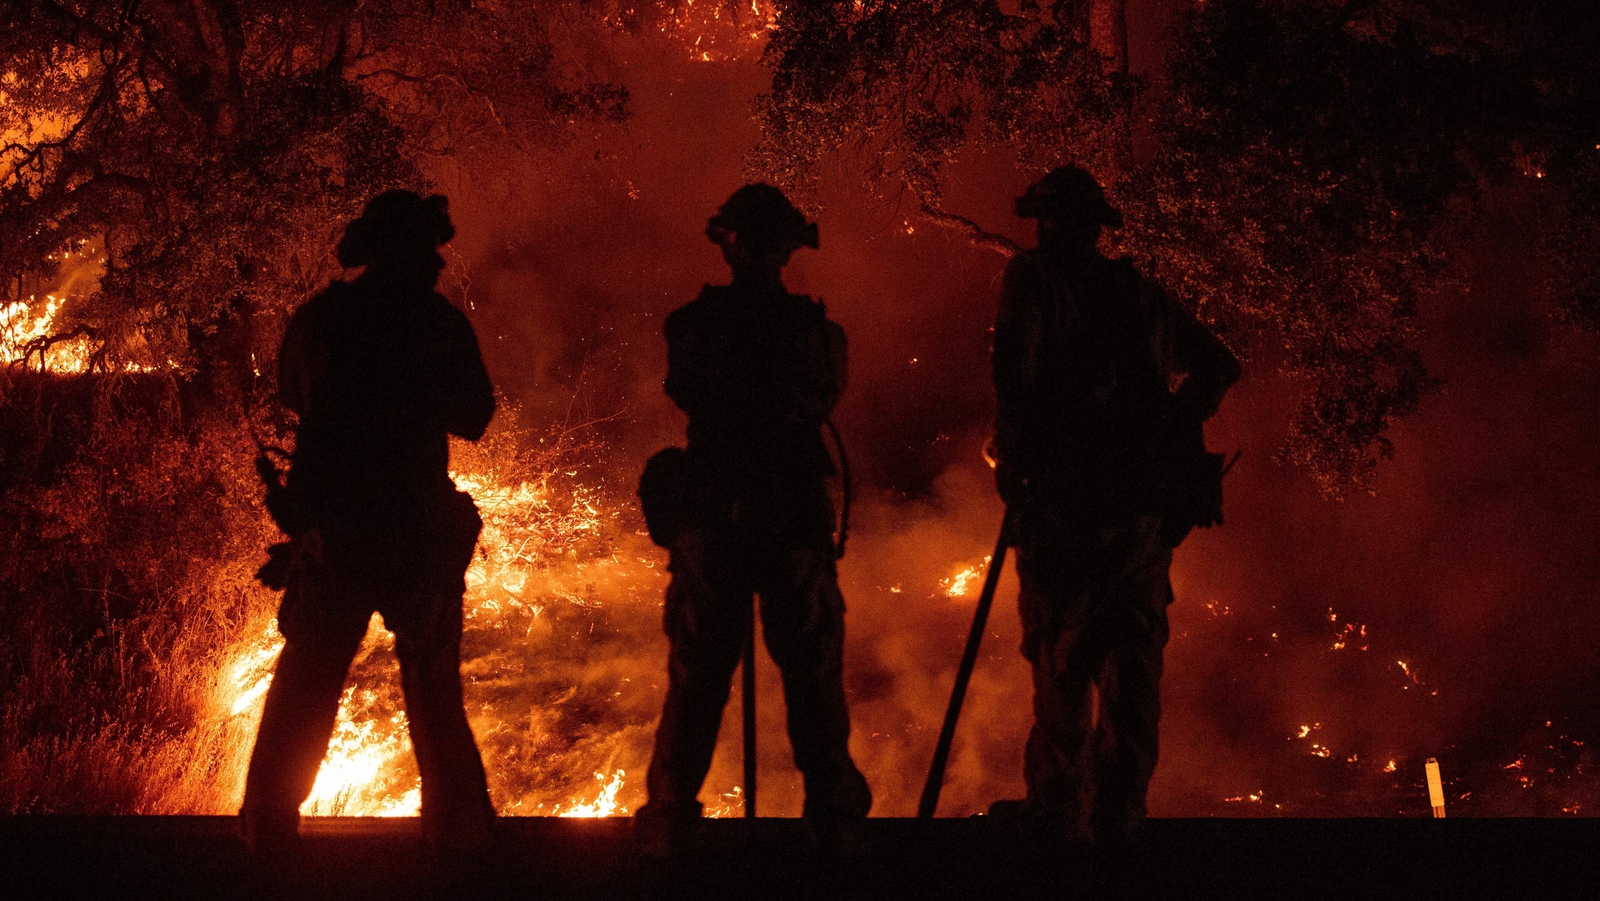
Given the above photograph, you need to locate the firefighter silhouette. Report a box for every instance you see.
[634,184,871,856]
[989,167,1240,844]
[241,190,497,856]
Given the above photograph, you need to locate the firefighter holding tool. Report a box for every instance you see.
[986,166,1239,846]
[634,184,872,857]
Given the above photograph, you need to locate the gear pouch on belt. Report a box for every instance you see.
[640,447,719,547]
[437,487,484,580]
[1159,448,1225,548]
[353,489,483,637]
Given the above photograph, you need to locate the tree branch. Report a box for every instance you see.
[917,198,1022,257]
[12,323,102,372]
[38,0,127,47]
[0,55,122,188]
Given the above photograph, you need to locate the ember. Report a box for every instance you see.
[941,558,988,599]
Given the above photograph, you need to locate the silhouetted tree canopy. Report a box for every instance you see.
[1,0,625,405]
[751,0,1133,251]
[752,0,1600,490]
[0,3,635,814]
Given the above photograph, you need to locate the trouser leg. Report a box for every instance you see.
[758,546,871,820]
[1092,634,1165,836]
[240,599,367,829]
[642,532,750,818]
[1090,543,1171,838]
[1013,513,1173,842]
[394,593,493,839]
[1017,556,1097,828]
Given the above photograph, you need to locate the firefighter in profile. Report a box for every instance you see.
[634,184,871,855]
[242,190,496,856]
[989,167,1240,845]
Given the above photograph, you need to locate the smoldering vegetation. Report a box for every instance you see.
[0,371,274,813]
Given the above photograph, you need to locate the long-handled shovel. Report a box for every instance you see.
[918,510,1013,818]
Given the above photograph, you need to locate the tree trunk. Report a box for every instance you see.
[1090,0,1129,76]
[138,0,245,138]
[1090,0,1133,231]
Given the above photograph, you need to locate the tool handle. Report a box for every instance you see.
[743,615,758,818]
[918,514,1012,818]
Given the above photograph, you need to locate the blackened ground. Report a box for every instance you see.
[1,816,1589,900]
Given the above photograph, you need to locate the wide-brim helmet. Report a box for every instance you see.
[337,190,456,268]
[706,183,820,252]
[1014,166,1123,229]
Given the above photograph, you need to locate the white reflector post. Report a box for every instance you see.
[1425,757,1446,818]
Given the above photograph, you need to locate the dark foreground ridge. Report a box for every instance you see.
[2,816,1589,900]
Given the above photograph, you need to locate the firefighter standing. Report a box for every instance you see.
[635,184,872,855]
[990,167,1240,845]
[241,191,497,855]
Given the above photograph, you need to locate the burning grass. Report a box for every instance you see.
[0,367,667,816]
[209,408,672,818]
[1,282,1594,818]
